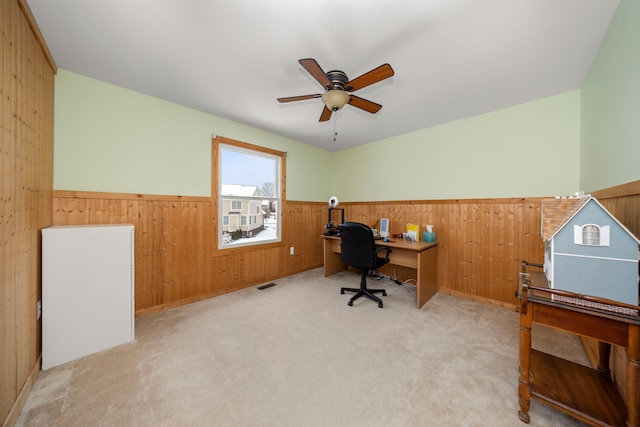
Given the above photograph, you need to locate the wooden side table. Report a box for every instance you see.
[517,269,639,427]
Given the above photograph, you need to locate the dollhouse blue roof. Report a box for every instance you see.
[541,196,640,244]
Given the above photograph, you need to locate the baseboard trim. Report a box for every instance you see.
[135,264,324,318]
[135,289,228,318]
[2,356,41,427]
[437,287,519,312]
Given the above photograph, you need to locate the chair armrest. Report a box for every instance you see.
[375,246,391,260]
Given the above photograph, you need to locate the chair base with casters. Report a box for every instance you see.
[338,221,391,308]
[341,269,387,308]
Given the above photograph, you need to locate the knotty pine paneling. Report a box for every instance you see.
[343,199,545,308]
[594,180,640,239]
[588,180,640,400]
[54,192,546,317]
[1,0,55,423]
[52,194,218,311]
[53,192,327,316]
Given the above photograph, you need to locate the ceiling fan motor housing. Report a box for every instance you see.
[323,70,350,111]
[326,70,349,90]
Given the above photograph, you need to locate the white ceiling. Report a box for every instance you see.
[26,0,619,152]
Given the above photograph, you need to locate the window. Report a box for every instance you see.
[214,137,284,249]
[573,224,610,246]
[582,225,600,245]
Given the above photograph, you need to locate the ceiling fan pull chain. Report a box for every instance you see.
[333,112,338,141]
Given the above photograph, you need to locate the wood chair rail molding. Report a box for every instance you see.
[592,179,640,199]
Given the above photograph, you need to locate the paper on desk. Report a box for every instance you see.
[404,231,417,241]
[407,223,419,241]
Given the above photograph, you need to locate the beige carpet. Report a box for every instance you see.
[17,268,590,426]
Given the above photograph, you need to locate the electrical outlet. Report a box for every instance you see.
[37,300,42,320]
[289,246,294,255]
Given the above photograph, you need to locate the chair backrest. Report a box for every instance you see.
[339,222,376,270]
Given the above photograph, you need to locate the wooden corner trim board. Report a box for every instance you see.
[16,0,57,73]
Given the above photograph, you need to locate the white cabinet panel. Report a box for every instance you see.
[42,225,134,370]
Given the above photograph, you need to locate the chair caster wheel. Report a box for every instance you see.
[378,302,383,308]
[340,289,345,294]
[348,301,353,306]
[382,291,387,296]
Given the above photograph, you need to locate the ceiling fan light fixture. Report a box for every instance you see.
[322,89,350,111]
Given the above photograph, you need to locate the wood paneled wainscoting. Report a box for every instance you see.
[52,191,327,316]
[586,180,640,402]
[54,192,547,315]
[339,198,545,310]
[594,180,640,239]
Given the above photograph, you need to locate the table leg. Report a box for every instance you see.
[518,305,532,423]
[597,342,611,379]
[416,246,437,309]
[627,324,639,427]
[323,238,346,277]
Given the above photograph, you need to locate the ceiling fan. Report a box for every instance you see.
[277,58,394,122]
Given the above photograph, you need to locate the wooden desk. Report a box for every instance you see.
[518,271,640,427]
[322,235,438,309]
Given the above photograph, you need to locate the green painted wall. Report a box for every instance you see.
[581,0,640,192]
[54,70,332,201]
[57,0,638,205]
[331,91,581,201]
[55,70,580,202]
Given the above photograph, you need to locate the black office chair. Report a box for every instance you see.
[339,221,391,308]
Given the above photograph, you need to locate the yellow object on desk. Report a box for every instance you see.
[406,223,420,241]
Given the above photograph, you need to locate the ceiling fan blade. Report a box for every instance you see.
[345,63,394,92]
[277,94,322,103]
[299,58,332,90]
[319,106,333,122]
[348,95,382,114]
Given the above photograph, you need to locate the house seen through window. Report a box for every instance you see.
[216,139,283,249]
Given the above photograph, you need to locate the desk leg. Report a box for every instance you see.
[518,305,532,424]
[627,324,639,427]
[323,238,346,277]
[416,246,437,309]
